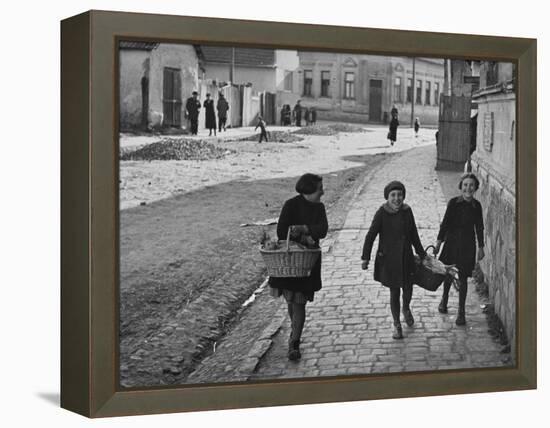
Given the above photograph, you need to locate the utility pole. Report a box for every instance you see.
[443,58,450,96]
[229,47,235,84]
[411,57,416,127]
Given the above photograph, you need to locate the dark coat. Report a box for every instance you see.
[311,109,317,123]
[293,104,302,120]
[362,204,426,289]
[388,117,399,141]
[437,196,484,277]
[185,97,201,120]
[204,99,216,129]
[268,195,328,294]
[216,97,229,119]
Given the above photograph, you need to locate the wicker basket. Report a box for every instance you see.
[412,246,448,292]
[260,228,321,277]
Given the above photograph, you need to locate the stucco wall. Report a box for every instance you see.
[119,50,150,128]
[148,44,199,129]
[275,50,299,91]
[205,64,277,92]
[471,90,516,354]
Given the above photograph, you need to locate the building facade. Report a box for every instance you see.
[200,47,300,117]
[119,42,201,131]
[294,53,444,125]
[471,61,516,355]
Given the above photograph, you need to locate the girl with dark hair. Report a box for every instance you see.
[433,173,485,325]
[269,173,328,361]
[361,181,426,339]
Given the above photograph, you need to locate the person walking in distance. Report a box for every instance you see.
[255,115,268,143]
[203,93,217,136]
[310,107,317,125]
[217,92,229,132]
[293,100,303,127]
[433,173,485,326]
[414,117,420,138]
[388,111,399,146]
[361,181,426,339]
[269,174,328,360]
[185,91,201,135]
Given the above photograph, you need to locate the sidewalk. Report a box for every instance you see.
[248,144,510,380]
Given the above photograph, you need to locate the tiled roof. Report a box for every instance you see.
[119,41,159,51]
[200,46,275,67]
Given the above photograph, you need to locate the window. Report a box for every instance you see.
[394,76,402,102]
[434,82,440,105]
[406,78,413,103]
[321,71,331,97]
[284,70,293,91]
[425,81,431,105]
[344,72,355,99]
[303,69,313,96]
[416,79,423,104]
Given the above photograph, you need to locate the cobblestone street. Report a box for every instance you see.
[249,144,511,380]
[189,143,512,384]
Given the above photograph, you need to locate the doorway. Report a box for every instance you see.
[369,79,383,122]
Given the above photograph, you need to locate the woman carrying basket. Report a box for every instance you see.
[361,181,426,339]
[433,173,485,326]
[269,173,328,361]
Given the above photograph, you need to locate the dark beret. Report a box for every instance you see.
[384,181,406,199]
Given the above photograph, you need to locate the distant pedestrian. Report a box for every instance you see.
[361,181,426,339]
[414,117,420,137]
[281,104,292,126]
[388,115,399,146]
[293,100,303,127]
[203,93,216,136]
[217,93,229,132]
[433,173,485,326]
[304,107,310,126]
[310,107,317,125]
[255,115,268,143]
[185,91,201,135]
[269,174,328,360]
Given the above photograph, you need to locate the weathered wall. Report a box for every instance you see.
[471,90,516,354]
[205,64,277,92]
[296,53,442,125]
[119,50,150,129]
[242,86,261,126]
[149,44,199,129]
[391,58,444,126]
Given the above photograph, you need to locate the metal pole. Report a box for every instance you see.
[230,47,235,84]
[443,59,450,96]
[411,57,416,127]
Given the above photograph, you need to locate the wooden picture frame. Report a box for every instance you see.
[61,10,536,417]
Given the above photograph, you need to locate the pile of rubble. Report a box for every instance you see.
[238,131,303,143]
[120,139,234,161]
[294,123,367,136]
